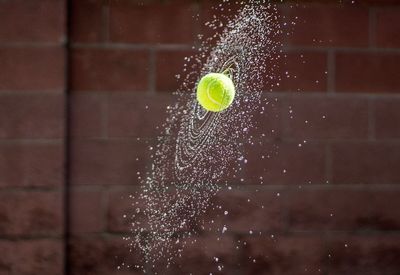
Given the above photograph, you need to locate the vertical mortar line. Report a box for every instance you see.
[327,49,335,93]
[102,93,109,139]
[368,7,377,48]
[325,142,332,185]
[64,0,73,273]
[279,92,289,142]
[148,47,157,94]
[368,97,376,141]
[102,186,108,236]
[102,0,110,43]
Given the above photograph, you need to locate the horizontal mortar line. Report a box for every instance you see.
[0,42,66,48]
[68,232,127,239]
[220,183,400,191]
[71,43,195,51]
[0,186,63,192]
[248,184,400,191]
[68,183,142,188]
[70,183,400,193]
[273,138,400,144]
[70,136,400,145]
[0,235,64,241]
[71,90,400,98]
[69,90,175,95]
[0,90,65,95]
[0,138,64,145]
[276,230,400,236]
[263,91,400,98]
[0,139,63,145]
[68,184,138,192]
[70,230,400,239]
[283,45,400,53]
[70,136,156,142]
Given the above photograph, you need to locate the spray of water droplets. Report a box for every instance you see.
[124,1,283,272]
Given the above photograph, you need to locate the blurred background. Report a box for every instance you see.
[1,0,400,274]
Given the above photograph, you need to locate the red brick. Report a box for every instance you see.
[0,47,64,91]
[0,143,63,188]
[198,0,243,44]
[374,98,400,139]
[242,235,326,274]
[245,141,326,185]
[107,94,173,138]
[71,48,149,92]
[251,95,281,139]
[326,235,400,274]
[276,52,327,92]
[70,189,104,234]
[109,1,197,44]
[336,52,400,93]
[158,235,238,275]
[69,236,142,275]
[287,189,400,231]
[0,0,65,43]
[376,9,400,48]
[155,50,199,93]
[0,94,64,139]
[70,94,104,138]
[70,139,149,185]
[332,143,400,184]
[287,4,369,47]
[0,191,63,236]
[0,239,63,275]
[107,189,148,233]
[203,189,285,233]
[71,0,104,43]
[282,96,369,139]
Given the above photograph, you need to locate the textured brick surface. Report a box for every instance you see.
[2,0,400,274]
[374,98,400,139]
[107,94,174,138]
[0,0,65,43]
[0,239,63,275]
[0,191,63,236]
[69,236,142,275]
[71,49,149,92]
[277,52,328,92]
[336,52,400,93]
[109,1,197,44]
[376,8,400,48]
[0,47,64,91]
[0,143,63,188]
[287,189,400,231]
[332,143,400,184]
[245,141,326,185]
[0,94,64,139]
[156,50,199,93]
[71,0,104,43]
[69,189,104,234]
[282,95,369,139]
[287,4,369,47]
[70,139,149,185]
[70,94,105,138]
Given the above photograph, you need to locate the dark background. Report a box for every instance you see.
[1,0,400,274]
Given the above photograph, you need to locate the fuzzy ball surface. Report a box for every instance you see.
[196,73,236,112]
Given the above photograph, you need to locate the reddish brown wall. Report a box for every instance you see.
[1,0,400,274]
[0,0,66,274]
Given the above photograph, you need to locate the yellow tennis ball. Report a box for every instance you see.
[196,73,236,112]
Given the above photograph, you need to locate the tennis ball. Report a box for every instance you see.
[196,73,235,112]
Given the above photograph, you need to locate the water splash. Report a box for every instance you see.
[124,1,283,272]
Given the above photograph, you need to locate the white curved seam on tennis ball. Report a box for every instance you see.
[205,76,224,107]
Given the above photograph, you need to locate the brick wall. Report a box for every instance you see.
[0,0,66,274]
[1,0,400,274]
